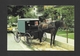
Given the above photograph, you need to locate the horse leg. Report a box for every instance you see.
[53,30,57,46]
[39,38,42,43]
[50,34,53,47]
[38,31,43,43]
[53,35,55,46]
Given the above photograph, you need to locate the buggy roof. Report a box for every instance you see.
[18,18,39,21]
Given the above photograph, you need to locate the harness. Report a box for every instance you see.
[41,22,48,29]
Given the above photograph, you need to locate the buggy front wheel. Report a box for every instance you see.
[14,31,21,43]
[26,33,32,44]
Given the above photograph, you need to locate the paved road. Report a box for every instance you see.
[7,33,68,51]
[7,33,32,51]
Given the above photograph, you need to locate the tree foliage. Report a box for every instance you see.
[7,5,36,18]
[8,5,26,17]
[36,5,44,13]
[7,5,38,24]
[61,6,74,32]
[39,5,74,32]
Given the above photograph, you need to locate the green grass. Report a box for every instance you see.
[56,30,74,39]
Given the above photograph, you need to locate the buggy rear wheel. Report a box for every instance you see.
[26,33,32,44]
[14,31,21,43]
[42,32,47,42]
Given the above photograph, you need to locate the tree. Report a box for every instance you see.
[61,6,74,32]
[53,5,74,32]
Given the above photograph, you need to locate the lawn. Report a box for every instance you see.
[56,30,74,39]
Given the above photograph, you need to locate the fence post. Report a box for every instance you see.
[66,27,68,43]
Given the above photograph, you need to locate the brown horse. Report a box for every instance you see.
[38,20,66,46]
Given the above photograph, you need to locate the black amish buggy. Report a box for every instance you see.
[14,17,66,46]
[14,18,47,44]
